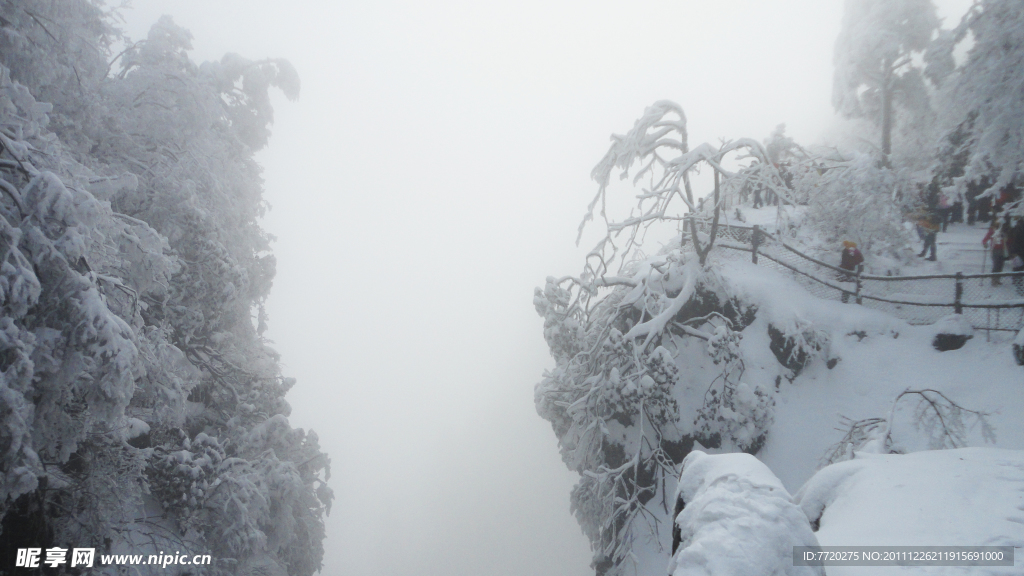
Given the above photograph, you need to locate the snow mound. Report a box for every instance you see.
[795,448,1024,575]
[124,417,151,440]
[931,314,974,337]
[670,451,824,576]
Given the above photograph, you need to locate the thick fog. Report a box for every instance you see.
[120,1,970,575]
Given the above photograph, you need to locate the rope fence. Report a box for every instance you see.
[690,221,1024,339]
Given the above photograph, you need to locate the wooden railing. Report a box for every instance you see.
[691,222,1024,336]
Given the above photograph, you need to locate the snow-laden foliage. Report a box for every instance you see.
[720,124,919,256]
[722,126,823,210]
[721,127,917,258]
[583,101,796,270]
[832,0,939,161]
[694,379,775,455]
[0,4,330,574]
[804,153,916,251]
[927,0,1024,202]
[535,256,785,575]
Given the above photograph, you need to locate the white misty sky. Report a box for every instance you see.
[120,1,971,575]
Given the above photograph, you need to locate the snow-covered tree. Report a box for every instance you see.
[725,125,819,208]
[804,153,917,252]
[926,0,1024,202]
[832,0,940,164]
[0,4,330,574]
[536,103,829,576]
[764,124,802,166]
[583,101,796,272]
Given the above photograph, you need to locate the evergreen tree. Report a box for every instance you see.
[832,0,939,165]
[927,0,1024,201]
[0,3,330,574]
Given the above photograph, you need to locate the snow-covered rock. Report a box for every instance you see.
[931,314,974,351]
[795,448,1024,576]
[669,451,824,576]
[124,417,151,440]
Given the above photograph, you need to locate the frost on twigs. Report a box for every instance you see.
[580,100,794,274]
[804,153,916,253]
[822,388,995,466]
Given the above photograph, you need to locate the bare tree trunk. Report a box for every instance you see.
[705,170,721,264]
[691,170,721,266]
[881,58,893,167]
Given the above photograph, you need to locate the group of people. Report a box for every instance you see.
[962,178,1019,225]
[742,162,797,209]
[912,182,1021,263]
[836,205,1024,304]
[982,210,1024,287]
[913,198,1024,289]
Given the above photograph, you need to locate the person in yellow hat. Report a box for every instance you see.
[838,240,864,303]
[917,210,940,261]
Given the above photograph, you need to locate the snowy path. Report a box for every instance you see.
[714,210,1024,332]
[735,206,995,275]
[916,221,991,275]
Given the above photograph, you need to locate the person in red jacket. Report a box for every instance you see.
[1009,218,1024,295]
[982,211,1009,285]
[838,240,864,303]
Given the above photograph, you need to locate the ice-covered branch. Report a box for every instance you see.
[580,102,797,277]
[823,388,995,465]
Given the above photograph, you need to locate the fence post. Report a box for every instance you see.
[855,264,863,305]
[955,272,963,314]
[751,225,761,264]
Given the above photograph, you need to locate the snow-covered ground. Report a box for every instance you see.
[796,448,1024,576]
[716,246,1023,483]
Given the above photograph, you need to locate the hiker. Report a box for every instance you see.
[917,210,940,261]
[996,183,1019,210]
[977,195,992,223]
[966,177,991,224]
[950,197,964,224]
[838,240,863,303]
[982,212,1009,285]
[937,193,951,232]
[1009,218,1024,294]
